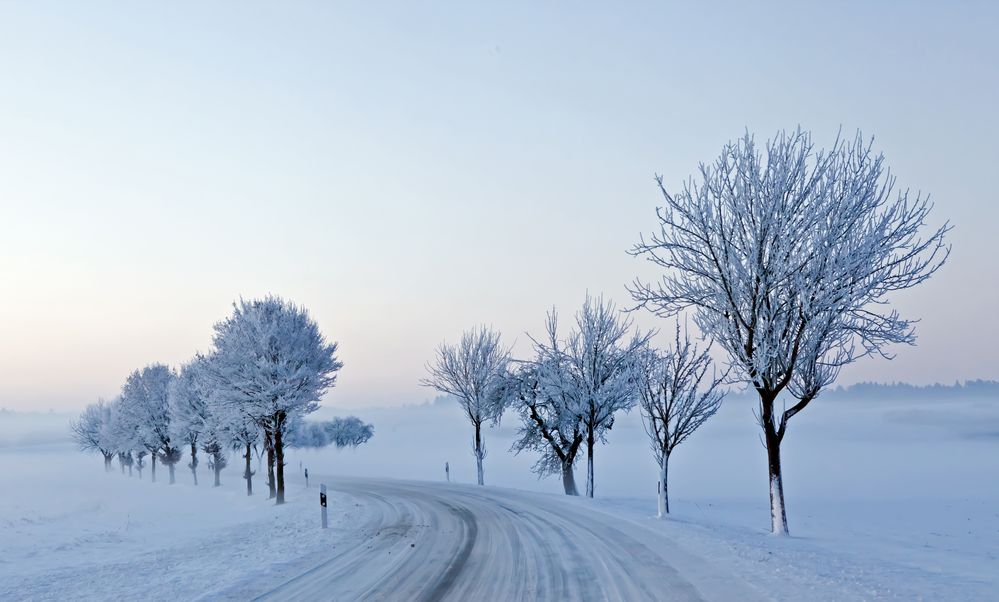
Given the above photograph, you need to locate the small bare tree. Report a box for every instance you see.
[563,294,651,498]
[638,324,726,517]
[422,326,509,486]
[630,129,949,534]
[71,399,116,470]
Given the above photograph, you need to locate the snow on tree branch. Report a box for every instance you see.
[629,128,950,534]
[202,296,343,504]
[637,323,726,516]
[500,310,586,495]
[422,325,509,486]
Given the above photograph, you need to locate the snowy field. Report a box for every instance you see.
[2,393,997,600]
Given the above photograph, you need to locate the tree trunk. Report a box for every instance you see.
[561,461,578,496]
[275,426,286,505]
[168,461,176,484]
[243,442,253,496]
[760,391,789,535]
[128,464,132,477]
[585,427,595,498]
[765,427,788,535]
[658,453,670,518]
[214,461,222,487]
[266,447,276,499]
[190,442,199,486]
[265,432,276,499]
[151,453,157,483]
[473,421,484,486]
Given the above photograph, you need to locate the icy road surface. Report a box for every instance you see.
[252,477,757,601]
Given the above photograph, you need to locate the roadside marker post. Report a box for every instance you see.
[320,484,328,529]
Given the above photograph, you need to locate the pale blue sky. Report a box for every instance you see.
[1,2,996,410]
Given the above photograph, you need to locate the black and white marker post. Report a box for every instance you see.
[320,484,328,529]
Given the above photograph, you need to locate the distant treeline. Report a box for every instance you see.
[729,380,999,402]
[825,380,999,401]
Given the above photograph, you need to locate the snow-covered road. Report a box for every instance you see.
[252,477,756,601]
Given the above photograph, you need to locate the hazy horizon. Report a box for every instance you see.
[2,2,997,412]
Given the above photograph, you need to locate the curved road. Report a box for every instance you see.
[253,477,752,601]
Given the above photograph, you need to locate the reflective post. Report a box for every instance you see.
[320,483,328,529]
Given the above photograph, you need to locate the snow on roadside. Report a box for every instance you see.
[583,496,998,600]
[0,443,356,602]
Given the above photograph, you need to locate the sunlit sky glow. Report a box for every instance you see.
[1,2,997,411]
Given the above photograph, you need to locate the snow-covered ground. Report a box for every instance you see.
[0,442,356,600]
[2,394,997,600]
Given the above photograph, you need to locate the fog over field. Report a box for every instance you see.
[3,385,998,599]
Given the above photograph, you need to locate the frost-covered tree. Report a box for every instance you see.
[327,416,375,448]
[501,312,586,495]
[169,360,210,486]
[108,396,144,478]
[134,450,147,479]
[205,297,343,504]
[422,326,509,486]
[563,295,650,498]
[286,416,374,449]
[638,325,726,517]
[71,399,116,470]
[189,369,230,488]
[200,408,229,488]
[105,398,135,476]
[120,364,180,484]
[262,430,276,498]
[630,129,949,534]
[217,394,260,495]
[203,440,227,486]
[194,351,258,491]
[116,450,134,475]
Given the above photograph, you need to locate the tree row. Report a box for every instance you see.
[72,296,373,504]
[425,129,950,534]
